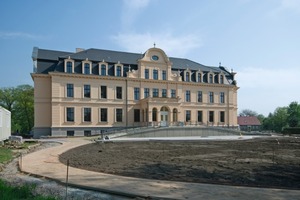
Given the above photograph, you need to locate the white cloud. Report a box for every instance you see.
[0,31,44,40]
[111,32,202,57]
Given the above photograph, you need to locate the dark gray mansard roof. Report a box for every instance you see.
[34,47,232,75]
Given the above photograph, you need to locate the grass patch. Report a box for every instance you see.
[0,179,57,200]
[0,147,13,163]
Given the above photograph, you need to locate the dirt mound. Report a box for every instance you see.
[59,137,300,189]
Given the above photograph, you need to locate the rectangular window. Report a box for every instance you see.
[66,62,72,73]
[209,92,214,103]
[220,92,225,103]
[84,63,90,74]
[162,89,167,98]
[197,111,203,122]
[162,70,166,80]
[67,130,74,136]
[116,66,122,77]
[186,110,191,122]
[186,90,191,102]
[116,108,122,122]
[116,87,122,99]
[134,109,140,122]
[84,85,91,98]
[171,89,176,98]
[153,88,159,97]
[144,88,150,98]
[145,69,149,79]
[101,64,106,76]
[197,91,202,102]
[209,111,214,122]
[100,108,108,122]
[153,69,158,80]
[84,108,91,122]
[134,87,140,100]
[220,111,225,123]
[66,107,74,122]
[100,85,107,99]
[84,130,91,137]
[66,84,74,98]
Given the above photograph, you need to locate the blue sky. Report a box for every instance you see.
[0,0,299,116]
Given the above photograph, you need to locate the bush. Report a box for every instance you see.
[282,127,300,135]
[0,179,56,200]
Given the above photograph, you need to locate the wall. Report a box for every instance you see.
[0,106,11,141]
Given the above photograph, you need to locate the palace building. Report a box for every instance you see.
[31,46,238,138]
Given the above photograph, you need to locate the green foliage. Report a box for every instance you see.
[287,102,300,127]
[0,85,34,134]
[239,109,258,117]
[0,147,13,163]
[282,127,300,135]
[0,179,56,200]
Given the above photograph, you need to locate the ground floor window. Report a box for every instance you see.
[152,108,157,121]
[84,108,91,122]
[185,110,191,122]
[220,111,225,123]
[198,111,203,122]
[134,109,140,122]
[209,111,214,123]
[173,108,178,122]
[100,108,107,122]
[116,109,123,122]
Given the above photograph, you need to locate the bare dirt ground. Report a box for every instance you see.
[59,136,300,190]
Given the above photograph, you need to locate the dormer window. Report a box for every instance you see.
[67,62,73,73]
[209,74,214,83]
[84,63,90,74]
[100,64,107,76]
[114,64,123,77]
[82,60,92,75]
[64,59,74,73]
[220,75,224,84]
[197,72,202,83]
[184,69,191,82]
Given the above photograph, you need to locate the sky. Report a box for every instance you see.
[0,0,299,116]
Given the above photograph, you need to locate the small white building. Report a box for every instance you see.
[0,106,11,141]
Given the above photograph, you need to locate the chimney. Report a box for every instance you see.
[76,48,85,53]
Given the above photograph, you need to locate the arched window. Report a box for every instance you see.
[220,75,224,84]
[116,66,122,76]
[198,73,202,82]
[152,108,157,122]
[186,72,190,82]
[84,63,90,74]
[66,61,72,73]
[101,64,106,76]
[209,74,213,83]
[173,108,177,122]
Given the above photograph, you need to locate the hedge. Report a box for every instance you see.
[282,127,300,135]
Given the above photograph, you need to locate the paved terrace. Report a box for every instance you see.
[21,137,300,200]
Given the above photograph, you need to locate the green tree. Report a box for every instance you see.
[287,101,300,127]
[272,107,288,133]
[239,109,258,117]
[0,85,34,134]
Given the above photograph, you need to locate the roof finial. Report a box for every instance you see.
[153,42,156,48]
[219,62,221,67]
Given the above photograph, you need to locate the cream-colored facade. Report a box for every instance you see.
[31,47,238,138]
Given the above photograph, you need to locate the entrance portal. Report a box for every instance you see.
[160,106,169,126]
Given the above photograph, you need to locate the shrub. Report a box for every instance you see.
[282,127,300,135]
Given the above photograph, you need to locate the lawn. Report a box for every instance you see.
[0,147,13,163]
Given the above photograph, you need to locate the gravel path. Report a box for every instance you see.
[0,142,132,200]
